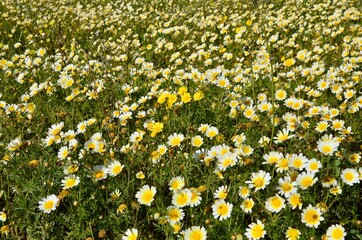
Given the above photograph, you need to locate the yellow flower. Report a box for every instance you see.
[117,204,127,214]
[181,93,192,103]
[191,135,204,147]
[283,58,296,67]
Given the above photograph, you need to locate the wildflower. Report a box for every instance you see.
[189,188,202,207]
[183,226,207,240]
[168,133,184,147]
[274,128,294,143]
[117,204,127,214]
[348,153,360,164]
[109,189,121,201]
[0,212,6,222]
[317,136,339,156]
[48,122,64,136]
[277,176,297,197]
[130,131,144,144]
[263,151,283,165]
[296,172,318,190]
[198,124,210,133]
[0,225,9,236]
[217,153,238,171]
[275,89,287,100]
[169,176,185,192]
[238,186,250,198]
[331,120,344,131]
[91,165,107,181]
[107,161,124,177]
[191,135,204,147]
[212,199,233,221]
[76,121,87,134]
[326,224,346,240]
[61,175,80,189]
[214,185,228,199]
[172,189,192,207]
[265,194,285,213]
[288,193,303,210]
[243,107,255,119]
[276,156,290,172]
[166,206,184,225]
[150,122,163,137]
[341,168,360,186]
[246,170,271,191]
[134,172,144,180]
[245,220,266,240]
[305,158,322,173]
[330,185,342,195]
[205,127,218,139]
[241,198,254,213]
[135,185,156,206]
[284,58,296,67]
[37,48,46,57]
[181,93,192,103]
[7,137,23,151]
[57,146,69,160]
[241,145,254,156]
[285,227,301,240]
[38,194,59,214]
[301,205,324,228]
[315,121,329,133]
[122,228,138,240]
[193,91,204,101]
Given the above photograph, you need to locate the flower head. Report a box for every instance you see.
[107,161,124,177]
[183,226,207,240]
[301,205,324,228]
[246,170,271,191]
[285,227,301,240]
[122,228,138,240]
[241,198,254,213]
[265,194,285,213]
[212,199,233,221]
[326,224,346,240]
[245,220,266,240]
[61,174,80,189]
[172,189,192,207]
[166,206,184,225]
[38,194,59,214]
[341,168,360,186]
[135,185,156,206]
[169,176,185,192]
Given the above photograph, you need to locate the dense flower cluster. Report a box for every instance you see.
[0,0,361,239]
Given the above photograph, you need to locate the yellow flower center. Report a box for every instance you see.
[251,225,264,238]
[254,178,265,188]
[217,204,228,216]
[321,145,332,154]
[344,172,354,181]
[44,200,55,210]
[142,190,153,203]
[189,230,202,240]
[65,178,76,188]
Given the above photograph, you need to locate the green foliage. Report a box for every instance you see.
[0,0,361,239]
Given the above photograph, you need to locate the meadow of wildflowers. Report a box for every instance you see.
[0,0,361,239]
